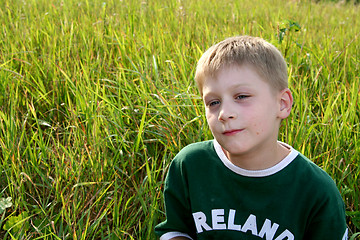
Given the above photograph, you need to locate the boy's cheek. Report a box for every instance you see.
[205,114,217,125]
[204,111,212,122]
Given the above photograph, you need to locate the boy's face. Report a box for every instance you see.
[202,65,292,164]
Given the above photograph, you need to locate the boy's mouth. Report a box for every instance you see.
[223,129,244,136]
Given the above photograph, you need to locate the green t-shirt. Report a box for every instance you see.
[155,140,348,240]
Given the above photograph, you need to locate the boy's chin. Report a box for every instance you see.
[219,143,249,157]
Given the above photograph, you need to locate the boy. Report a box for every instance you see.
[155,36,348,240]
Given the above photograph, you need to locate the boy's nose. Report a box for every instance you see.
[218,104,237,121]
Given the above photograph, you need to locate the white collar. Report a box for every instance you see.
[213,139,299,177]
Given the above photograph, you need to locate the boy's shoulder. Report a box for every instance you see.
[293,153,340,195]
[171,140,218,168]
[176,140,215,158]
[295,153,334,180]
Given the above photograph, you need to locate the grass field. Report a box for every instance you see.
[0,0,359,239]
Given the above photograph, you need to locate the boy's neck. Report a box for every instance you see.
[221,141,290,171]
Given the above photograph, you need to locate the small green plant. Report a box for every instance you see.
[277,20,301,44]
[276,20,302,58]
[3,212,30,234]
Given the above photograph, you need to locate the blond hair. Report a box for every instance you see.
[195,36,288,96]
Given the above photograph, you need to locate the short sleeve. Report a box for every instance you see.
[155,157,197,239]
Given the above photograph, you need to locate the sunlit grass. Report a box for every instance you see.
[0,0,359,239]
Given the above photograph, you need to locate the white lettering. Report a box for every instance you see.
[274,229,294,240]
[192,209,295,239]
[258,219,279,240]
[241,214,258,236]
[192,211,212,233]
[212,209,226,230]
[228,209,241,231]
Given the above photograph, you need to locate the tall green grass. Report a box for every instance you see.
[0,0,359,239]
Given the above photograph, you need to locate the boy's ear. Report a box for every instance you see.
[278,88,293,119]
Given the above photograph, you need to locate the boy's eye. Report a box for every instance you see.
[208,100,220,107]
[236,95,249,100]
